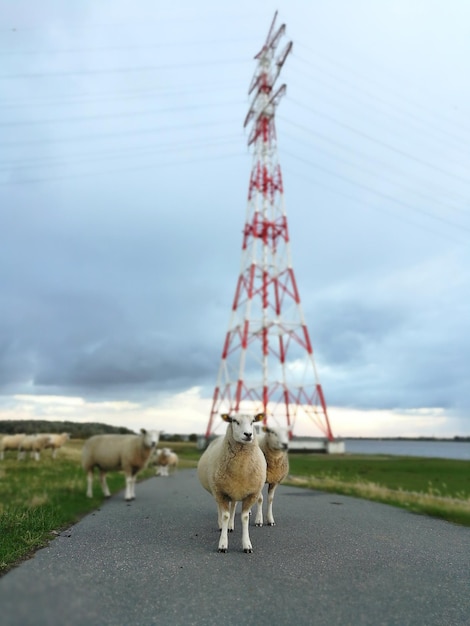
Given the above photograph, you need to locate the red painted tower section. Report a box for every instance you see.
[206,13,335,441]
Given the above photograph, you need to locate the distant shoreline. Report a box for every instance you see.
[343,436,470,442]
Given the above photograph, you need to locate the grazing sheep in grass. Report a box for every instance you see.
[197,412,266,553]
[18,434,52,461]
[82,429,160,501]
[0,433,26,460]
[155,447,179,476]
[254,426,289,527]
[43,432,70,458]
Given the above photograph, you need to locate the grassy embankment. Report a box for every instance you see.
[0,438,469,575]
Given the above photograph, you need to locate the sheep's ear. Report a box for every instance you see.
[140,428,147,435]
[254,413,265,423]
[221,413,232,423]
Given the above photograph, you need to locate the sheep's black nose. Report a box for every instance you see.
[244,433,252,440]
[282,444,288,450]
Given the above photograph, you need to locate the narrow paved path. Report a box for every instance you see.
[1,469,469,625]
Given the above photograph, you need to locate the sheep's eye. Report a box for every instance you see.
[233,419,239,425]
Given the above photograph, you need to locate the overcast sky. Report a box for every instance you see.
[1,1,469,438]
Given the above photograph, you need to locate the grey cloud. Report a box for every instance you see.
[34,333,218,393]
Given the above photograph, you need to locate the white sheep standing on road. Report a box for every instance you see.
[43,432,71,458]
[197,412,266,553]
[82,429,160,501]
[254,425,289,527]
[0,433,26,460]
[155,447,179,476]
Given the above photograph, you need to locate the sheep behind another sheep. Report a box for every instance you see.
[197,412,266,554]
[18,434,52,461]
[254,426,289,527]
[155,447,179,476]
[82,429,160,501]
[43,432,71,458]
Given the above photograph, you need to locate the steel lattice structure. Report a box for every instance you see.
[205,13,334,441]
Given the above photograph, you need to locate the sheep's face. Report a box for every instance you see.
[264,426,289,451]
[222,413,264,444]
[142,429,160,448]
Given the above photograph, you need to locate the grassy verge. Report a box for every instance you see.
[0,440,198,575]
[0,442,468,576]
[286,453,470,526]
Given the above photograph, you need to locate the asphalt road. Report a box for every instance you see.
[1,469,469,626]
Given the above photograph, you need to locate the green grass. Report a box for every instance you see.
[286,453,470,526]
[0,441,469,576]
[0,444,119,573]
[287,454,470,497]
[0,439,198,575]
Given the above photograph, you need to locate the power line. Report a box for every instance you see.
[0,37,257,57]
[280,117,470,219]
[0,57,248,80]
[0,151,246,188]
[282,148,470,237]
[282,165,468,247]
[288,58,470,159]
[2,118,242,148]
[0,99,245,128]
[0,136,241,171]
[293,42,470,141]
[286,99,470,189]
[0,81,244,109]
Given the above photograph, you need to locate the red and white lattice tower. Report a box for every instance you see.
[205,12,335,441]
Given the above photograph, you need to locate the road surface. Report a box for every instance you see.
[1,469,469,625]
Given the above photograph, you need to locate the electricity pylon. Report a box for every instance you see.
[206,12,335,442]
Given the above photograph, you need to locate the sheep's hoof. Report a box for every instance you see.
[218,548,227,553]
[267,522,276,526]
[244,548,253,554]
[228,528,234,533]
[255,522,263,527]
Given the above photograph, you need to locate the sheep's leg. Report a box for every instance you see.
[0,451,4,461]
[228,501,237,532]
[86,471,94,498]
[130,476,137,500]
[241,497,258,553]
[124,474,134,501]
[34,451,40,461]
[52,448,57,459]
[266,482,278,526]
[216,500,230,552]
[100,471,111,497]
[255,491,264,527]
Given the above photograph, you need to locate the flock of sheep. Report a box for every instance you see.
[1,412,289,554]
[0,432,71,461]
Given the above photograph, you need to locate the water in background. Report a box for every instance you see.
[345,439,470,460]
